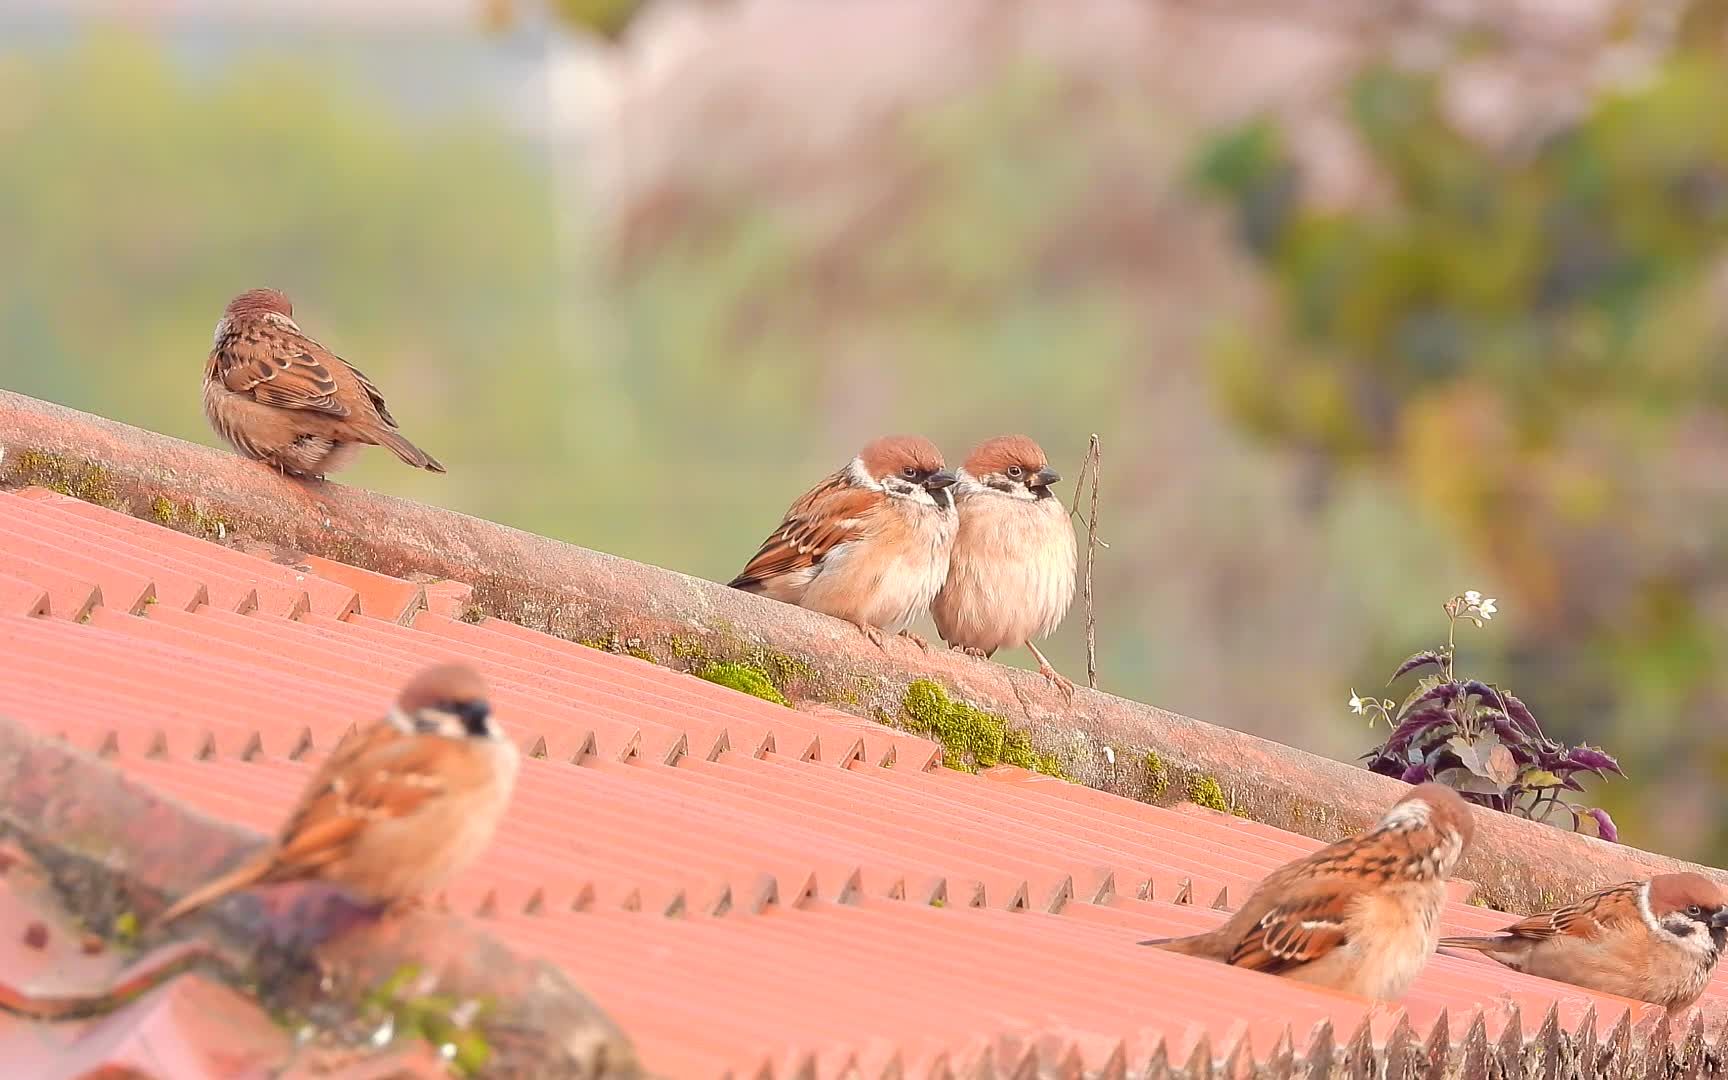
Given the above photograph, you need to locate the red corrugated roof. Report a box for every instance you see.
[0,484,1720,1077]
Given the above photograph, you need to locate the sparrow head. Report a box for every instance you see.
[961,435,1061,501]
[391,663,499,740]
[1646,872,1728,952]
[214,288,297,344]
[1373,782,1474,877]
[224,288,294,319]
[851,435,957,509]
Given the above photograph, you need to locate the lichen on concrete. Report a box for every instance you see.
[896,678,1070,778]
[5,450,121,508]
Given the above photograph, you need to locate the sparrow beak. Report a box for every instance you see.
[1710,908,1728,930]
[924,470,958,491]
[1031,467,1062,488]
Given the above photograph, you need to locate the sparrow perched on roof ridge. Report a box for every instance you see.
[203,288,445,479]
[1139,783,1475,1001]
[931,435,1077,696]
[729,435,958,650]
[1439,872,1728,1014]
[156,663,518,925]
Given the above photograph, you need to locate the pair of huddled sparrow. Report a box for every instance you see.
[730,434,1079,693]
[157,663,517,925]
[1144,784,1728,1013]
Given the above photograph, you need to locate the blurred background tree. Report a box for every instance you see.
[3,0,1725,859]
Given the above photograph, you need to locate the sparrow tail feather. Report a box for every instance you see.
[1138,934,1216,955]
[156,852,276,925]
[373,430,446,473]
[1436,935,1500,951]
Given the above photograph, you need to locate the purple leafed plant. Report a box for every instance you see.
[1351,592,1622,842]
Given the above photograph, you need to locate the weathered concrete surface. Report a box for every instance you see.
[1,389,1717,915]
[0,712,638,1079]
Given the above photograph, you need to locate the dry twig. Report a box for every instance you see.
[1068,435,1106,690]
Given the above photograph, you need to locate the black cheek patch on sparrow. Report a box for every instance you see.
[931,487,953,511]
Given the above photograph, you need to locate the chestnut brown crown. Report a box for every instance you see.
[395,663,496,739]
[223,287,294,319]
[1648,872,1728,917]
[857,435,947,481]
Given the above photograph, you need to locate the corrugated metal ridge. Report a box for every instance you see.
[0,483,1725,1078]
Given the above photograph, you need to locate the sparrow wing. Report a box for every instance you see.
[730,474,881,590]
[265,724,449,879]
[1226,882,1353,973]
[1462,880,1644,944]
[212,321,350,417]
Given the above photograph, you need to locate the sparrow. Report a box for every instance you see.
[1139,782,1475,1001]
[203,288,445,479]
[157,663,518,924]
[1439,872,1728,1014]
[729,435,958,649]
[931,435,1077,695]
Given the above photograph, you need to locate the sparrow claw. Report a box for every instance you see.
[1041,666,1077,702]
[898,629,931,651]
[856,622,889,650]
[961,646,988,659]
[1027,642,1076,703]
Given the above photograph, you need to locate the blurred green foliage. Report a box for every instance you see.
[1201,49,1728,855]
[0,32,581,538]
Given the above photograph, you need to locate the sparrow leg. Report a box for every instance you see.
[1026,641,1076,701]
[854,621,888,650]
[961,646,988,659]
[897,628,931,651]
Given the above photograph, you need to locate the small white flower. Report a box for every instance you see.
[1476,597,1497,619]
[1349,690,1365,715]
[1463,590,1482,605]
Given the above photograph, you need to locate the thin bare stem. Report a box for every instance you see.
[1077,435,1103,690]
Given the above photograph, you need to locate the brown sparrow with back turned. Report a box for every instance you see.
[203,288,445,479]
[729,435,958,650]
[1140,783,1475,1001]
[157,663,518,924]
[932,435,1077,695]
[1440,872,1728,1014]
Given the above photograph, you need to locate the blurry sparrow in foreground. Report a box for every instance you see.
[932,435,1076,696]
[1140,783,1475,1000]
[203,288,445,479]
[729,435,957,650]
[157,663,517,924]
[1440,872,1728,1014]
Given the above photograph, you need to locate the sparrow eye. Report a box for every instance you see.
[902,466,918,480]
[1689,904,1704,917]
[1007,465,1024,478]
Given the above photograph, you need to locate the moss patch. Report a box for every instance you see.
[574,630,651,661]
[896,679,1069,778]
[1185,774,1239,815]
[360,965,493,1078]
[697,662,791,706]
[6,450,120,507]
[146,496,230,540]
[1140,751,1170,801]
